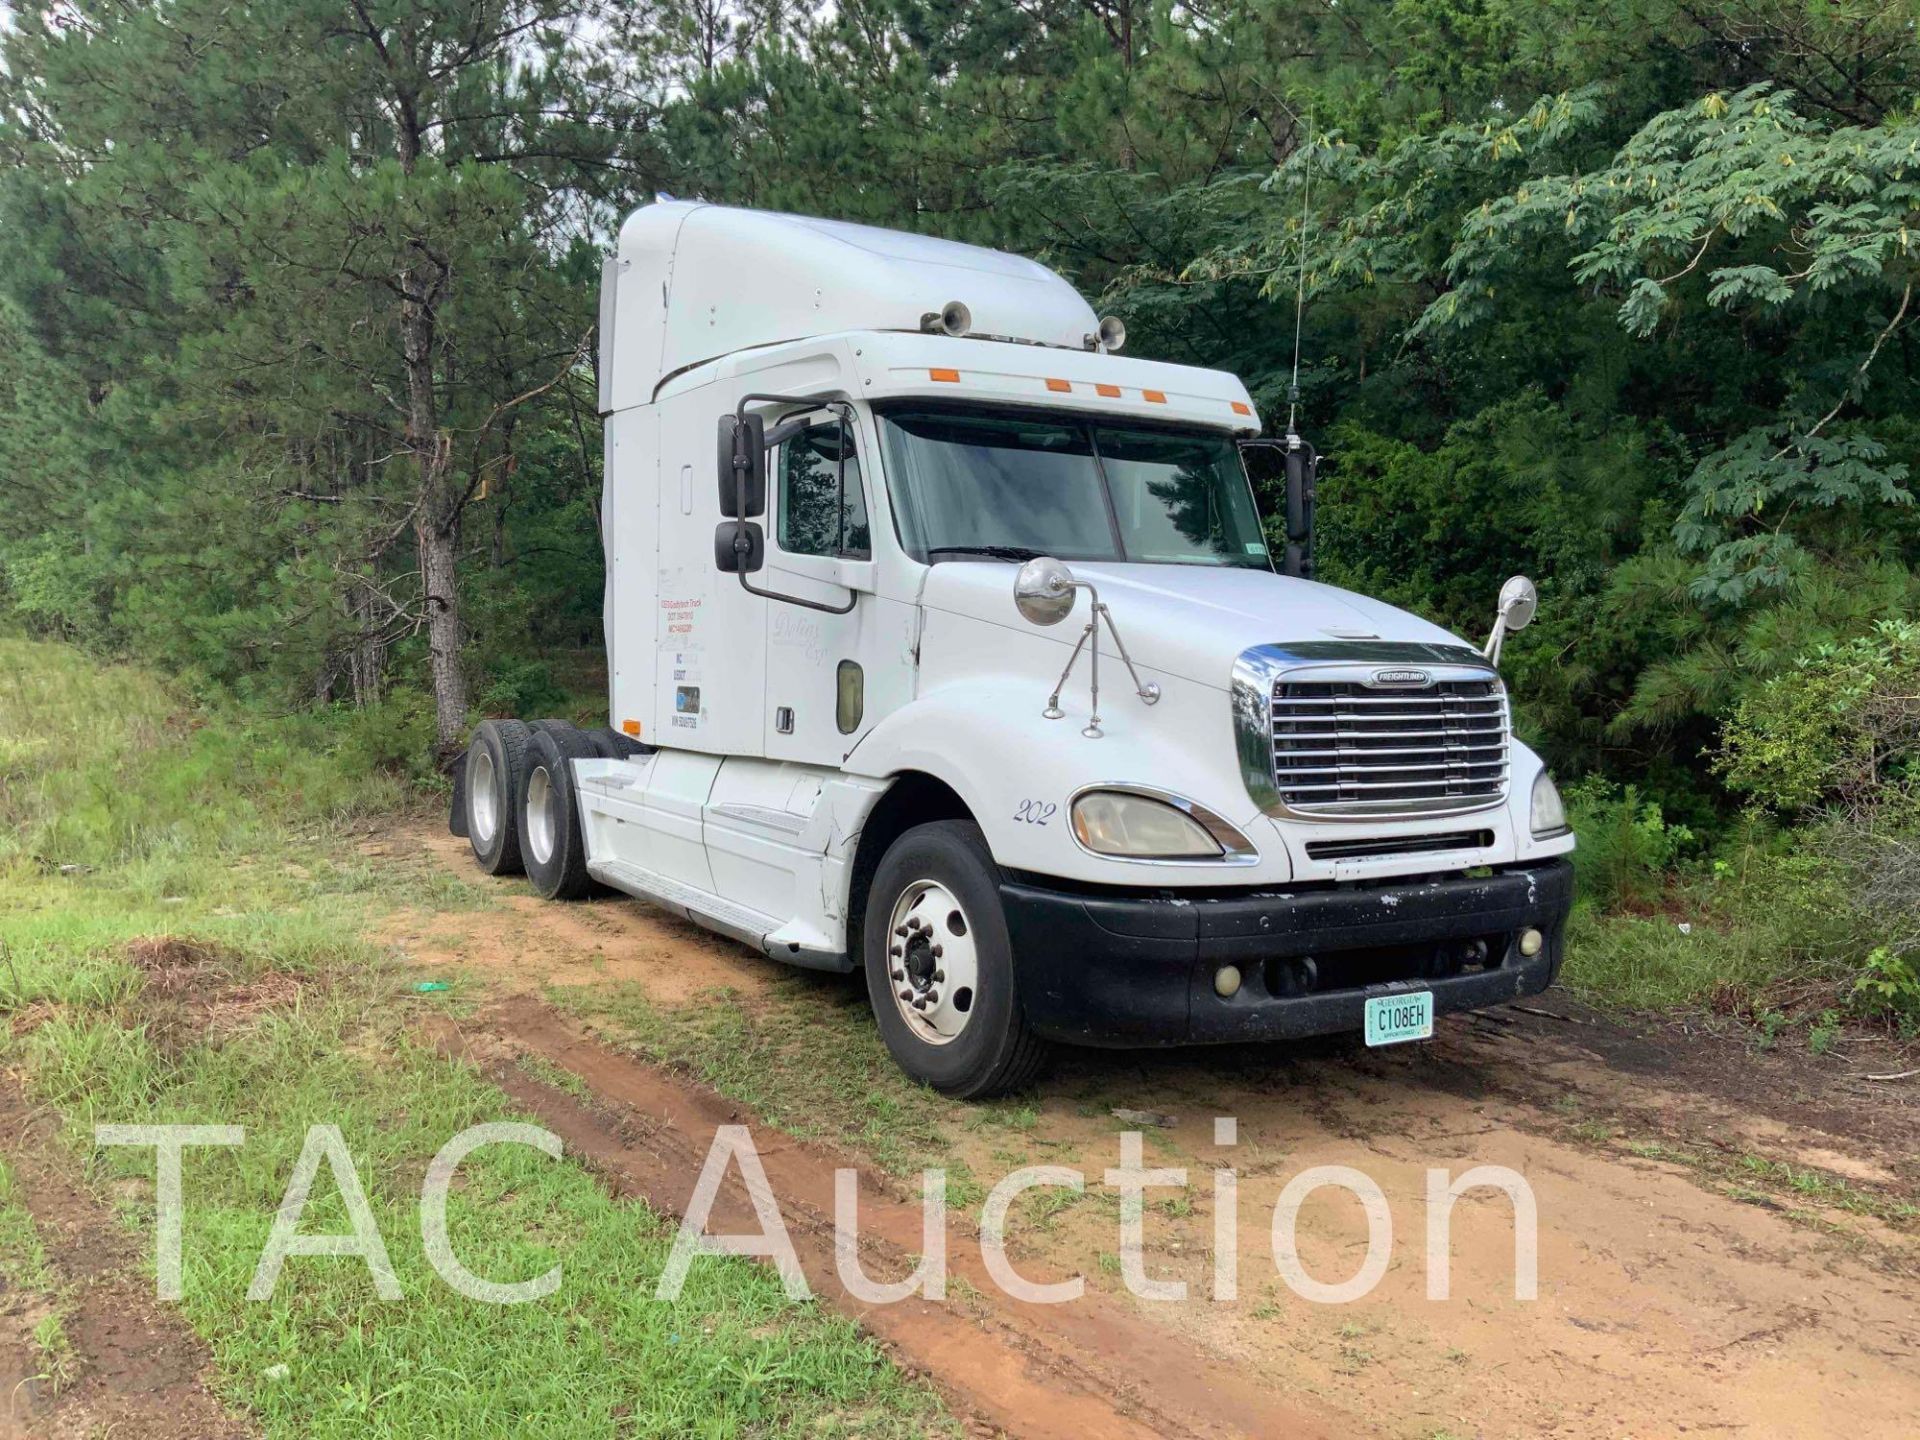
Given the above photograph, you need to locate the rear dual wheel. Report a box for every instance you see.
[465,718,602,897]
[465,719,531,875]
[519,726,597,900]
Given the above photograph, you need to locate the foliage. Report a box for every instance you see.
[1716,619,1920,815]
[5,0,1920,849]
[1564,776,1695,911]
[1853,946,1920,1024]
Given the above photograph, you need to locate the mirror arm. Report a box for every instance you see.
[1483,617,1507,666]
[730,391,859,616]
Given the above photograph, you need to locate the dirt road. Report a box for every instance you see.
[380,822,1920,1439]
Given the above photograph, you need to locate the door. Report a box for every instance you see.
[763,416,917,764]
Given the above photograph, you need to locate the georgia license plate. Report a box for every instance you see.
[1364,990,1434,1047]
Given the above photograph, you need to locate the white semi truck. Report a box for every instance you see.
[451,202,1576,1098]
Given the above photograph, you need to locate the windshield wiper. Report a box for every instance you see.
[925,544,1047,563]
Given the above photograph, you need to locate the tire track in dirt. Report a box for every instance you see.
[389,819,1920,1439]
[0,1081,252,1440]
[435,1005,1349,1440]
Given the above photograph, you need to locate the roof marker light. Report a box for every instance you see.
[1045,378,1072,393]
[1142,389,1167,403]
[1231,401,1253,416]
[930,368,961,383]
[1095,383,1121,398]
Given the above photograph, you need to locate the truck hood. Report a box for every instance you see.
[920,561,1472,689]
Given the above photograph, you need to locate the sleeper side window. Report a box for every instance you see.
[778,423,870,559]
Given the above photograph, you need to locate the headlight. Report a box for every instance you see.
[1530,771,1569,839]
[1070,789,1254,860]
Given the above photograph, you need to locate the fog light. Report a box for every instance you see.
[1518,928,1544,958]
[1214,965,1242,998]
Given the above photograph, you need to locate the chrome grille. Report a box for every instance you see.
[1270,676,1509,815]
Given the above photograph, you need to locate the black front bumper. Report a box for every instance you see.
[1002,859,1574,1047]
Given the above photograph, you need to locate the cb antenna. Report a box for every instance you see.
[1287,104,1313,444]
[1277,106,1319,584]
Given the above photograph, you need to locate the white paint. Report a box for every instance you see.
[583,200,1573,975]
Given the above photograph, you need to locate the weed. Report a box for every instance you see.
[1807,1010,1841,1056]
[31,1310,77,1392]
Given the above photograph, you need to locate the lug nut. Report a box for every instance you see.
[899,990,913,1002]
[931,944,943,958]
[895,925,908,937]
[933,970,945,983]
[891,968,905,982]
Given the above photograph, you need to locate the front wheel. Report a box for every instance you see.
[862,820,1052,1099]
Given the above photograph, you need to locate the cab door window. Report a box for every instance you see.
[778,423,870,559]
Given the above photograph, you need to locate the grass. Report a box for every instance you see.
[1558,782,1920,1044]
[0,1152,78,1394]
[1559,907,1783,1013]
[0,1154,52,1290]
[0,635,950,1437]
[1561,1123,1917,1234]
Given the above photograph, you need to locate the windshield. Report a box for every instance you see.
[876,407,1272,569]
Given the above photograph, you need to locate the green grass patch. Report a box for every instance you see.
[1559,907,1785,1013]
[0,1153,53,1292]
[14,977,948,1438]
[0,635,950,1437]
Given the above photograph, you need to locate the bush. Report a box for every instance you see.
[326,689,439,785]
[475,658,568,719]
[1852,947,1920,1027]
[1716,619,1920,816]
[1565,776,1695,911]
[1,537,110,644]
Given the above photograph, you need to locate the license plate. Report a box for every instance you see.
[1364,990,1434,1047]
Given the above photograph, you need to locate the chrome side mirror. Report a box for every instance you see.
[1013,556,1078,626]
[1482,575,1538,665]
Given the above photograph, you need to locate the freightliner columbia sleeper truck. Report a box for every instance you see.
[450,202,1577,1098]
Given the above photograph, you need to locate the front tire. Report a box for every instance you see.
[465,719,531,875]
[519,726,597,900]
[862,820,1052,1099]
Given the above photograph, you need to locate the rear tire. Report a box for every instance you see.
[465,719,531,875]
[862,820,1053,1099]
[519,726,597,900]
[585,726,648,760]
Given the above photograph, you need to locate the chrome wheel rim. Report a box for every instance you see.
[886,880,979,1045]
[525,763,557,865]
[470,748,499,847]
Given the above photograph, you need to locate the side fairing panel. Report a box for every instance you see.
[604,407,660,737]
[650,382,767,756]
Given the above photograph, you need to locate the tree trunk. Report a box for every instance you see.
[390,96,469,759]
[417,512,467,754]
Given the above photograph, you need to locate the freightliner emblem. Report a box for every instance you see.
[1370,668,1432,688]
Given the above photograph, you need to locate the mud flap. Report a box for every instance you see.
[447,748,470,838]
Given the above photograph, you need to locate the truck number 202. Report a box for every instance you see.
[1013,800,1057,826]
